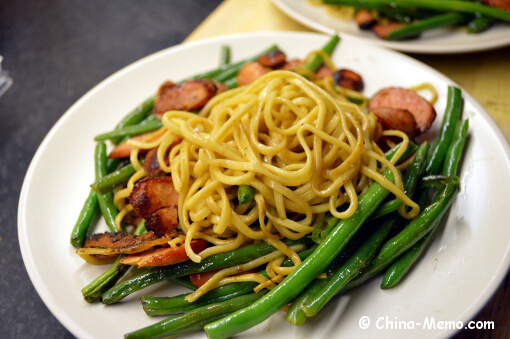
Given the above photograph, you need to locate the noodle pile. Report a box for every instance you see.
[113,69,419,298]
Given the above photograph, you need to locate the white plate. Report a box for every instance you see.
[273,0,510,54]
[18,32,510,339]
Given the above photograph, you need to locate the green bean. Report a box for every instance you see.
[102,238,312,304]
[387,13,470,41]
[70,190,99,248]
[303,217,397,316]
[238,185,255,205]
[426,86,463,175]
[94,142,118,232]
[220,46,231,67]
[190,45,279,82]
[382,121,468,288]
[304,35,340,72]
[385,140,418,164]
[322,0,510,23]
[91,162,140,194]
[286,237,361,325]
[467,15,493,34]
[141,246,317,316]
[82,220,147,302]
[339,176,459,293]
[94,119,163,141]
[112,96,155,144]
[204,171,395,339]
[441,119,469,176]
[126,292,266,339]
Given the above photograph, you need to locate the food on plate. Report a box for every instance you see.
[309,0,510,40]
[69,36,468,338]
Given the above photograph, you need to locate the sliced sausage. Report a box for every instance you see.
[129,177,179,219]
[371,22,405,39]
[153,79,217,117]
[355,9,377,29]
[190,269,221,287]
[483,0,510,10]
[215,82,228,94]
[146,205,179,236]
[237,62,268,86]
[108,130,162,158]
[257,50,287,69]
[333,69,364,92]
[316,65,334,79]
[76,231,174,259]
[120,240,208,267]
[371,107,418,139]
[143,137,181,177]
[369,87,436,133]
[280,59,303,71]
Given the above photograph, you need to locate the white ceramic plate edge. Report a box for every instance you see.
[18,31,510,338]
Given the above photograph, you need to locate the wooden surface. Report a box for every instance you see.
[185,0,510,337]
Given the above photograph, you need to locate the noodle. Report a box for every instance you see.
[113,69,419,291]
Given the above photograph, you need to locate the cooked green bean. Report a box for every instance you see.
[387,13,470,41]
[339,176,459,294]
[91,162,140,194]
[441,119,469,176]
[126,292,266,339]
[220,46,231,67]
[204,170,395,339]
[95,142,118,232]
[94,119,163,141]
[304,35,340,72]
[82,220,147,302]
[303,216,398,316]
[467,15,493,34]
[322,0,510,22]
[112,96,155,144]
[142,247,317,316]
[237,185,255,205]
[382,120,468,288]
[102,238,312,304]
[426,86,463,175]
[70,190,99,248]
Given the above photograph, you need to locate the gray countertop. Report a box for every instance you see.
[0,1,221,337]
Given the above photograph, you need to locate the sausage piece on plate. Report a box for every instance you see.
[355,9,377,29]
[237,62,268,86]
[280,59,303,71]
[483,0,510,10]
[316,65,334,79]
[145,205,179,236]
[153,79,217,117]
[371,22,405,39]
[333,69,364,92]
[371,107,418,139]
[129,177,179,219]
[257,50,287,69]
[369,87,436,134]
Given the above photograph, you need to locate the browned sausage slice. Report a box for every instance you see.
[108,130,162,158]
[483,0,510,10]
[257,50,286,69]
[371,107,418,139]
[280,59,303,71]
[316,65,334,79]
[143,138,182,177]
[237,62,268,86]
[153,79,217,117]
[146,205,179,236]
[129,177,179,219]
[355,9,377,29]
[333,69,364,92]
[371,22,405,39]
[369,87,436,133]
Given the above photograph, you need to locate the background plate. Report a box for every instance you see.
[19,32,510,338]
[273,0,510,54]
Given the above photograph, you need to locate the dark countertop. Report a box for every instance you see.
[0,1,221,337]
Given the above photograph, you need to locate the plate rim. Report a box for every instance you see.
[18,31,510,338]
[272,0,510,54]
